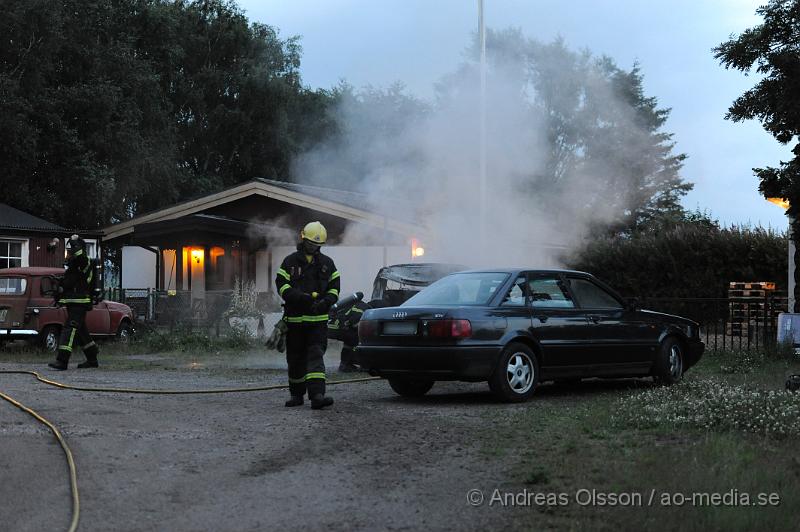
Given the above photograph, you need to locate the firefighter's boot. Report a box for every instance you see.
[310,394,334,410]
[48,361,68,371]
[77,342,99,368]
[285,395,304,407]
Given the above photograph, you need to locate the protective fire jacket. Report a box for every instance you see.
[59,250,93,305]
[275,248,340,324]
[328,299,369,331]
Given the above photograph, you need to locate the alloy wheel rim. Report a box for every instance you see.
[46,332,58,351]
[506,352,534,394]
[669,345,682,379]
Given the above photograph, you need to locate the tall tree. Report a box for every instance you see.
[714,0,800,210]
[0,0,332,227]
[444,30,692,232]
[714,0,800,308]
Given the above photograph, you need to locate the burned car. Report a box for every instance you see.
[328,263,466,343]
[370,263,468,307]
[355,269,704,402]
[0,267,135,351]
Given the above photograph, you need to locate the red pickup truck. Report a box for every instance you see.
[0,267,135,351]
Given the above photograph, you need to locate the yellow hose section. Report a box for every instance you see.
[0,390,80,532]
[0,370,379,394]
[0,369,381,532]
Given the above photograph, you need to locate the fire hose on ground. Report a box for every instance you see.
[0,369,380,532]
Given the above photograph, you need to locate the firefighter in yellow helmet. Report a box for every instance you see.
[275,221,340,409]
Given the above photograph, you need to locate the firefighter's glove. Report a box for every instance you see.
[265,320,288,353]
[310,299,331,315]
[298,292,314,305]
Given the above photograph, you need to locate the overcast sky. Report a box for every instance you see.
[239,0,793,230]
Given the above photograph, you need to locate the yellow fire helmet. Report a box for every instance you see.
[301,221,327,244]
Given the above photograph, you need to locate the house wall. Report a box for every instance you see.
[122,246,157,288]
[190,248,205,299]
[270,245,410,297]
[28,237,65,267]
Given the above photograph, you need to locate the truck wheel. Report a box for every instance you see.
[39,326,60,353]
[489,342,539,402]
[117,321,133,343]
[388,377,434,397]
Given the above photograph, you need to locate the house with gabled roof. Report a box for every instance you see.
[0,203,102,270]
[101,179,427,316]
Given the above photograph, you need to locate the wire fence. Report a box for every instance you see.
[103,288,790,353]
[638,293,788,354]
[105,288,285,337]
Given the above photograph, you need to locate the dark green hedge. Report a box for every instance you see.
[565,224,788,299]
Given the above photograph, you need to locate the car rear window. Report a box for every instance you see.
[0,277,27,295]
[402,272,510,306]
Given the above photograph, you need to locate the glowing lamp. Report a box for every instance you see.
[191,249,203,264]
[767,197,790,210]
[410,238,425,259]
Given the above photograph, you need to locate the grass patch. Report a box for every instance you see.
[612,377,800,438]
[0,324,266,370]
[129,324,259,353]
[475,355,800,530]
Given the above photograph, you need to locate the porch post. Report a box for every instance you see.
[176,245,183,291]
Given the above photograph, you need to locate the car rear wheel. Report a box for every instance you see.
[489,343,539,402]
[654,337,683,385]
[39,325,60,353]
[388,377,434,397]
[117,321,133,343]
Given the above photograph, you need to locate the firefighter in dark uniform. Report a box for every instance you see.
[275,221,340,409]
[329,298,370,372]
[48,235,100,370]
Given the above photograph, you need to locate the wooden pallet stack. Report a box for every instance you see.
[727,281,777,337]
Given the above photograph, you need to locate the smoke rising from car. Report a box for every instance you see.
[292,30,679,268]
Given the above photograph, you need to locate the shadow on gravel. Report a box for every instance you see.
[372,377,657,407]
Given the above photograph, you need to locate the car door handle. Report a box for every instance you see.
[535,315,548,323]
[587,315,601,323]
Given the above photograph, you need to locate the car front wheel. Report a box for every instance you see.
[388,377,434,397]
[654,337,684,385]
[489,342,539,402]
[117,321,133,343]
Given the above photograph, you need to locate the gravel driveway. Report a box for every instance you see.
[0,348,531,532]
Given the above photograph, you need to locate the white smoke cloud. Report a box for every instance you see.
[292,30,672,268]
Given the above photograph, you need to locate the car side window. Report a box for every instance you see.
[569,278,623,309]
[40,277,58,296]
[0,277,27,294]
[501,276,528,306]
[528,277,575,309]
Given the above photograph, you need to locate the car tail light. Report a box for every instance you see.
[426,319,472,338]
[358,320,377,340]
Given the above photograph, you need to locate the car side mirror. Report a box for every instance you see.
[626,298,640,312]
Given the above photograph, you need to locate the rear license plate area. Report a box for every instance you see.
[382,321,417,335]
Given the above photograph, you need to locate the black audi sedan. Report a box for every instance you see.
[354,269,704,402]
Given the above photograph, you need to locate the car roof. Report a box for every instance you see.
[0,267,63,276]
[449,268,592,277]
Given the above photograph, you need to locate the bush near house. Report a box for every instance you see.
[565,213,787,299]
